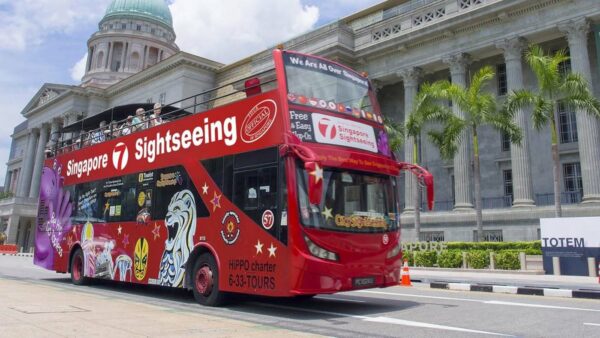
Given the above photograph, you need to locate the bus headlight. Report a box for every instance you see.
[304,236,338,261]
[387,242,401,259]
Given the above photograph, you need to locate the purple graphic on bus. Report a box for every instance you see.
[34,160,73,269]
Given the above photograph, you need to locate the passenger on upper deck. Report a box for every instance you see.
[150,102,163,127]
[132,108,147,132]
[120,116,133,136]
[91,121,107,144]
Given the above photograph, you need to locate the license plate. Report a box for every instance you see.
[353,277,375,288]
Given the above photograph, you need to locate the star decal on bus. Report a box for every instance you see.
[322,207,333,220]
[309,163,323,183]
[152,223,161,240]
[211,192,222,211]
[255,239,264,254]
[202,182,209,195]
[268,243,277,257]
[117,225,122,235]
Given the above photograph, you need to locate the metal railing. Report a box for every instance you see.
[535,191,583,206]
[53,68,277,155]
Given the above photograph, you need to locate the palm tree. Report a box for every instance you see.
[425,66,522,241]
[505,45,600,217]
[404,82,451,238]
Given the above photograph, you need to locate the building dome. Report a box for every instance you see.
[101,0,173,28]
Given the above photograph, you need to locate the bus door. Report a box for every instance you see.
[231,147,287,244]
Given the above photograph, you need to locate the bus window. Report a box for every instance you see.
[152,165,208,221]
[100,177,125,222]
[75,181,103,223]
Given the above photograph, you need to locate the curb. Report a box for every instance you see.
[428,281,600,300]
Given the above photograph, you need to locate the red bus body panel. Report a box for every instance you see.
[34,50,411,298]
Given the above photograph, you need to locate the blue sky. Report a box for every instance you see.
[0,0,383,186]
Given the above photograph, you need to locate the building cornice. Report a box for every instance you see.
[104,52,223,97]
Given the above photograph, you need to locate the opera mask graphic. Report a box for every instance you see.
[134,237,149,281]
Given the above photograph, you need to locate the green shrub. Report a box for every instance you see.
[414,251,437,267]
[467,250,490,269]
[437,250,463,268]
[446,241,541,253]
[495,251,520,270]
[402,251,414,266]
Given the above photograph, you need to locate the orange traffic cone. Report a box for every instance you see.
[400,260,412,286]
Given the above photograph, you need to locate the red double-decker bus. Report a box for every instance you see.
[34,49,433,306]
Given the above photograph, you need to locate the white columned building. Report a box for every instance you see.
[2,0,600,248]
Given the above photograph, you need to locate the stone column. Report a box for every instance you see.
[17,129,39,197]
[29,124,50,198]
[496,37,535,207]
[559,19,600,203]
[10,169,18,194]
[398,67,422,212]
[5,215,20,244]
[443,53,473,210]
[106,42,113,70]
[4,170,12,193]
[49,118,60,149]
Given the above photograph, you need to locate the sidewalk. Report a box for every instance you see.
[410,267,600,299]
[0,278,319,338]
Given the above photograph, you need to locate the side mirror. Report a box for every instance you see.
[397,162,435,210]
[304,161,323,206]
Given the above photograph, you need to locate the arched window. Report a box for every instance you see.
[129,52,140,70]
[96,51,104,69]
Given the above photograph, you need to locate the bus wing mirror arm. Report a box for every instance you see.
[397,162,434,210]
[280,138,323,206]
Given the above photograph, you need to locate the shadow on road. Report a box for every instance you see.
[40,276,422,320]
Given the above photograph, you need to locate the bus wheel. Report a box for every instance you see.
[70,249,89,285]
[192,253,226,306]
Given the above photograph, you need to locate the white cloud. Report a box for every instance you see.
[0,0,111,51]
[169,0,319,63]
[70,53,88,82]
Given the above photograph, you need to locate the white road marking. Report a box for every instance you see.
[583,323,600,327]
[364,316,514,336]
[253,302,514,336]
[355,290,600,313]
[484,301,600,312]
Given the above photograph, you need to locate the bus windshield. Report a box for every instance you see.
[297,166,398,233]
[284,53,374,114]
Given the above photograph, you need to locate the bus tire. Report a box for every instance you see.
[70,249,89,286]
[192,253,227,306]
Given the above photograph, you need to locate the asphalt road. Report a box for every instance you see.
[2,255,600,337]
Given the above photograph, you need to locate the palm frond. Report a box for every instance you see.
[531,96,553,130]
[383,115,405,153]
[562,73,593,97]
[468,66,495,101]
[427,115,466,160]
[486,111,523,145]
[566,95,600,118]
[525,45,563,95]
[504,89,536,117]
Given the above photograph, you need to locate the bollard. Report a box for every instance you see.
[587,257,596,278]
[462,251,468,269]
[519,252,526,271]
[489,252,496,270]
[552,256,561,275]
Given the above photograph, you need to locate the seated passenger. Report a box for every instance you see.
[91,121,106,144]
[120,116,133,136]
[132,108,147,132]
[150,102,163,127]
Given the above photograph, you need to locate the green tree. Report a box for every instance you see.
[504,45,600,217]
[426,66,522,241]
[405,82,451,237]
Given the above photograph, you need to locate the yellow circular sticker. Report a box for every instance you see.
[134,237,149,281]
[137,191,146,207]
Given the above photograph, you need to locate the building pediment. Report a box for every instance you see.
[21,84,80,117]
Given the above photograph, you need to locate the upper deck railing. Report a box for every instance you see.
[53,68,277,156]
